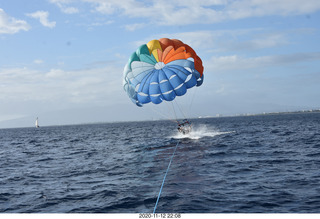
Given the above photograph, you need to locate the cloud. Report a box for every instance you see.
[74,19,113,31]
[50,0,320,26]
[227,0,320,19]
[61,6,79,14]
[0,8,30,34]
[207,52,320,72]
[211,31,289,53]
[82,0,225,25]
[49,0,79,14]
[124,23,146,31]
[133,28,292,56]
[33,59,44,64]
[26,11,56,28]
[0,64,124,106]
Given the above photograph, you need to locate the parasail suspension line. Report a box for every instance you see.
[174,99,188,120]
[149,105,177,123]
[170,102,178,121]
[153,140,180,213]
[187,87,198,117]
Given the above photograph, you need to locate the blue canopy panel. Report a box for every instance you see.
[158,69,175,101]
[149,72,163,104]
[126,59,203,106]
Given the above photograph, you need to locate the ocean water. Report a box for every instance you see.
[0,113,320,213]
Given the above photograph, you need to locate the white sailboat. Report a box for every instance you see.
[35,117,40,128]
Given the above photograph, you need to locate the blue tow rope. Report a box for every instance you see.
[153,141,180,213]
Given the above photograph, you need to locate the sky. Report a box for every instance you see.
[1,0,320,128]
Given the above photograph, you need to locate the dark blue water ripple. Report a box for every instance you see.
[1,113,320,213]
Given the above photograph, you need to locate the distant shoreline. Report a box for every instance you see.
[199,109,320,119]
[1,109,319,130]
[249,109,320,116]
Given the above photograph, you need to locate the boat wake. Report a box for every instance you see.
[171,124,235,140]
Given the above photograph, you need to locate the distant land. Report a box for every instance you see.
[248,109,320,116]
[200,109,320,119]
[1,109,320,129]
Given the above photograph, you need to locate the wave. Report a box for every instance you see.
[170,124,235,140]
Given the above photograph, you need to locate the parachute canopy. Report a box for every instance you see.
[123,38,204,107]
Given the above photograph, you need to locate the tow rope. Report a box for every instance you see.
[153,140,180,213]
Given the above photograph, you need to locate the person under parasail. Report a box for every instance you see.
[177,119,192,135]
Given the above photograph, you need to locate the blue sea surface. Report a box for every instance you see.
[0,113,320,213]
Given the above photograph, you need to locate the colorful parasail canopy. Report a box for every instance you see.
[123,38,204,107]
